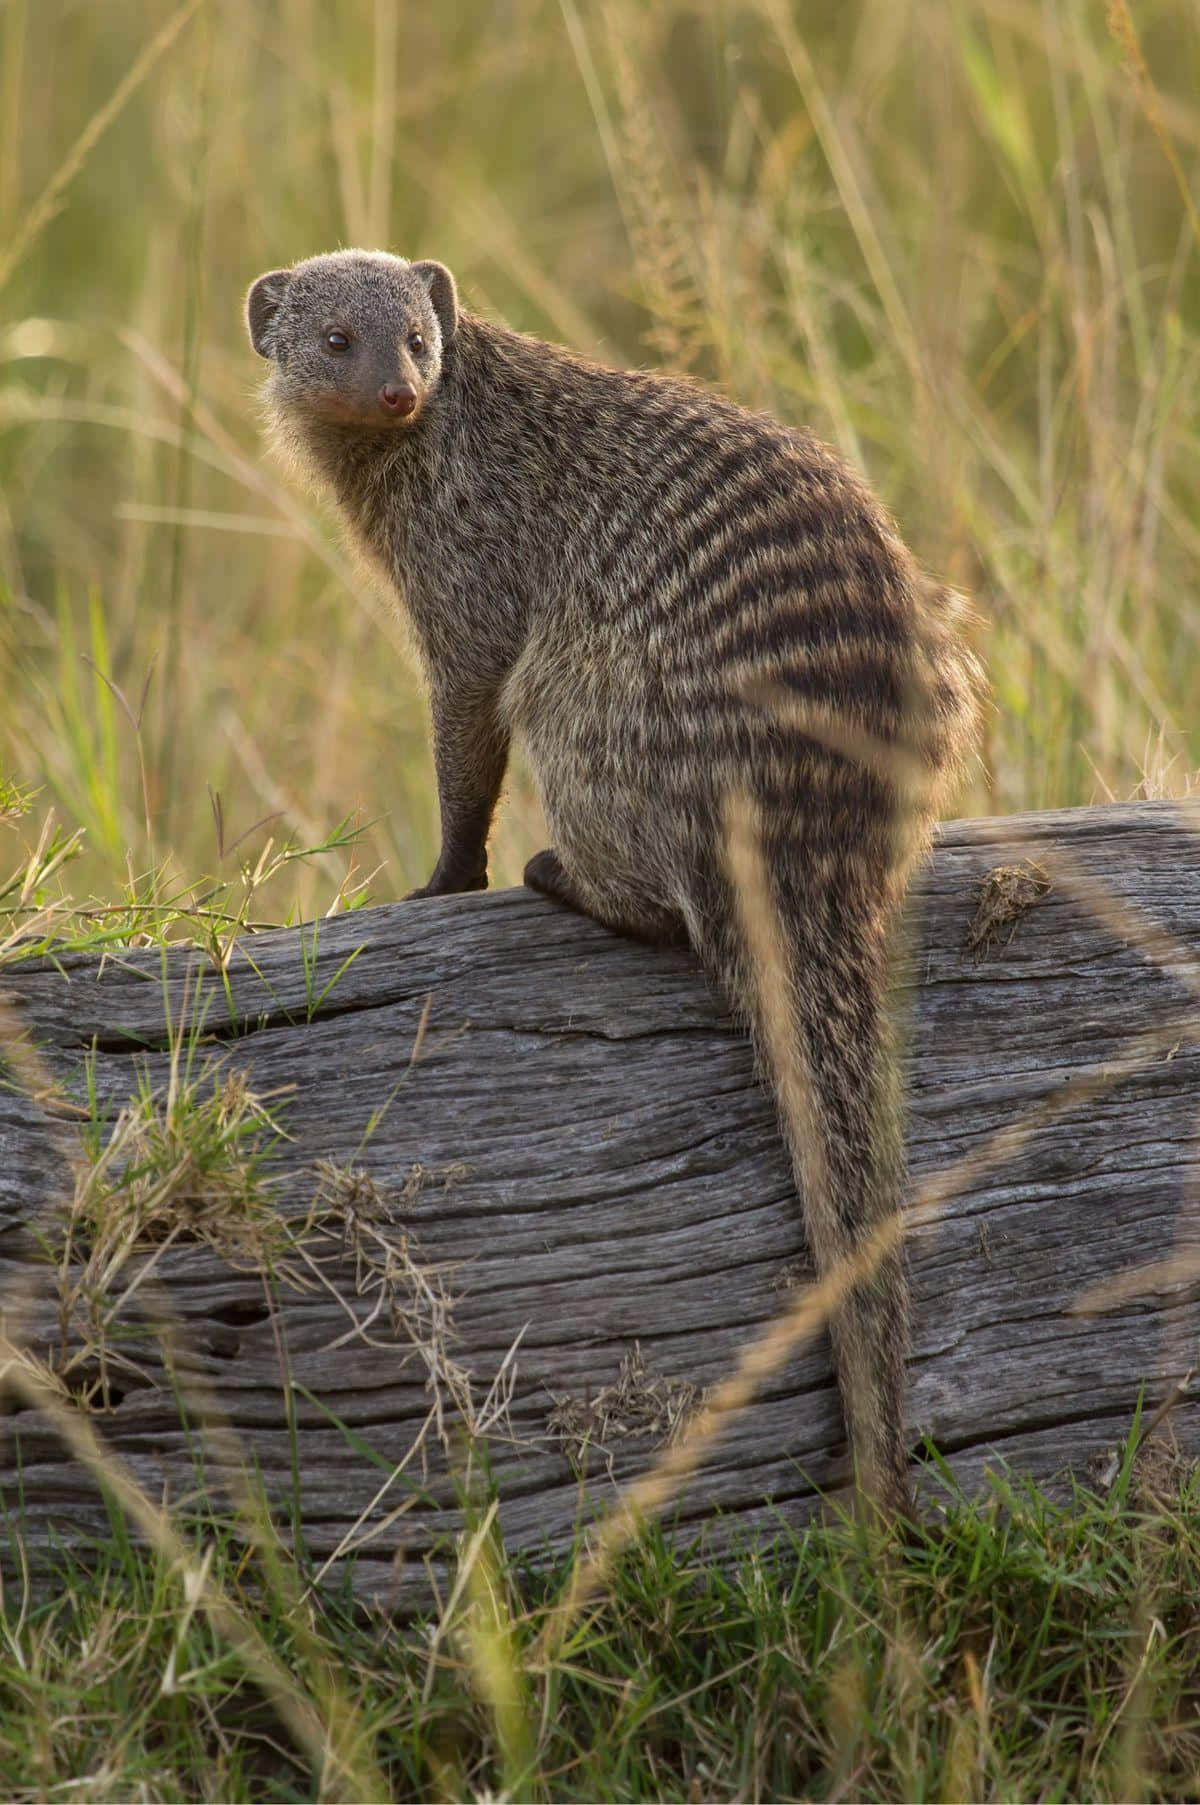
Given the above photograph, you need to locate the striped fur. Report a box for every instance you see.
[248,250,984,1516]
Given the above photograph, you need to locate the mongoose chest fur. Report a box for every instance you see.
[246,249,984,1517]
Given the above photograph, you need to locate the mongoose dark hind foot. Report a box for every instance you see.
[523,848,581,907]
[246,249,984,1519]
[525,848,689,946]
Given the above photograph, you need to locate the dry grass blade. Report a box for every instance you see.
[305,1160,520,1458]
[557,0,631,241]
[300,1402,443,1591]
[1038,842,1200,1005]
[452,1495,537,1801]
[758,0,922,386]
[1134,1363,1197,1453]
[722,787,831,1214]
[1039,837,1200,1326]
[0,0,202,295]
[0,809,87,967]
[738,678,934,802]
[1075,1258,1200,1315]
[1107,0,1200,253]
[118,329,414,661]
[0,996,50,1100]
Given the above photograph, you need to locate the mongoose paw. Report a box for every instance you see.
[523,848,577,905]
[405,868,488,901]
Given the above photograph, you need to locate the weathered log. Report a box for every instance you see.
[1,802,1198,1605]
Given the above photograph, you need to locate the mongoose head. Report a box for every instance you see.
[245,250,458,431]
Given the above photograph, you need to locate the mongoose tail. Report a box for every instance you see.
[705,840,911,1516]
[701,614,980,1517]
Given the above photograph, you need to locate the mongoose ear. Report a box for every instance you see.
[245,268,293,358]
[412,260,458,344]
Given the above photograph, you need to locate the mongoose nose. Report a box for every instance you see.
[379,382,417,417]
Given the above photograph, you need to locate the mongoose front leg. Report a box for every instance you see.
[407,685,510,899]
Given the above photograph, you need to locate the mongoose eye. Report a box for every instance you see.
[408,331,425,355]
[325,329,350,353]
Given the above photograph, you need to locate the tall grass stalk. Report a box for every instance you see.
[1,0,1196,916]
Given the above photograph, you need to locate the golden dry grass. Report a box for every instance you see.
[1,0,1198,928]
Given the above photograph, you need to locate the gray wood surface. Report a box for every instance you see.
[1,802,1198,1605]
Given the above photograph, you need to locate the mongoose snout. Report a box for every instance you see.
[379,381,417,418]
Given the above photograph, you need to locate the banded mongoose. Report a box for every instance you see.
[245,250,983,1517]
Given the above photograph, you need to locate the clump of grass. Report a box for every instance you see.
[1,1440,1198,1801]
[546,1343,700,1478]
[0,777,374,967]
[0,771,35,824]
[0,793,85,966]
[35,1026,292,1410]
[0,1345,390,1803]
[70,1055,292,1267]
[964,859,1053,959]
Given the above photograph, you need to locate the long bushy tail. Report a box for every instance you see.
[691,802,914,1517]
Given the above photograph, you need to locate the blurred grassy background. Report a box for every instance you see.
[1,0,1197,927]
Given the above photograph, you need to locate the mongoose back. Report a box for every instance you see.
[246,250,983,1517]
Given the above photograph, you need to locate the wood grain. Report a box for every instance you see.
[1,803,1198,1605]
